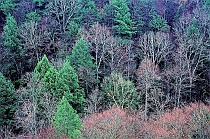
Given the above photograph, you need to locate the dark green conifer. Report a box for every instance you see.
[75,0,99,28]
[149,14,170,31]
[68,38,94,69]
[0,72,17,128]
[0,0,16,15]
[56,61,85,113]
[2,14,20,48]
[1,14,22,81]
[53,96,82,138]
[112,0,136,38]
[34,54,53,79]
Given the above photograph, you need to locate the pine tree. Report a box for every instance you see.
[129,0,144,35]
[67,21,80,39]
[112,0,136,38]
[56,61,85,113]
[100,3,114,27]
[26,11,41,22]
[75,0,99,28]
[1,13,22,81]
[67,38,95,93]
[53,96,82,138]
[34,55,58,96]
[68,38,94,70]
[0,72,17,128]
[149,14,170,31]
[2,14,20,48]
[42,67,58,94]
[187,17,200,40]
[34,54,53,79]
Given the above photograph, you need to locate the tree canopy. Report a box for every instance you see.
[0,72,17,128]
[53,96,82,138]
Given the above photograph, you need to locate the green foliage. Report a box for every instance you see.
[203,0,210,7]
[26,11,41,22]
[67,21,80,39]
[56,61,85,113]
[187,17,200,39]
[33,0,44,6]
[129,0,144,35]
[42,67,58,94]
[1,14,23,81]
[0,0,16,15]
[0,72,17,128]
[112,0,136,38]
[34,55,59,97]
[34,54,53,79]
[75,0,99,27]
[67,38,95,94]
[101,72,140,110]
[100,3,115,27]
[149,14,170,31]
[53,96,82,139]
[0,48,19,80]
[68,38,94,69]
[2,14,20,48]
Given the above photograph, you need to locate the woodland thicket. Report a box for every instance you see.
[0,0,209,138]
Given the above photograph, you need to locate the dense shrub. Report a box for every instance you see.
[139,103,210,139]
[82,103,210,139]
[82,107,139,139]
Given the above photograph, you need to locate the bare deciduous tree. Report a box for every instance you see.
[137,31,171,119]
[47,0,80,33]
[15,73,57,136]
[19,21,54,63]
[139,31,171,65]
[169,16,208,106]
[137,59,162,120]
[82,23,136,87]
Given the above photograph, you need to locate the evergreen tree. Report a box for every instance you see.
[129,0,144,35]
[68,38,94,69]
[187,17,200,40]
[1,14,22,81]
[34,55,58,96]
[100,2,115,27]
[2,14,20,48]
[53,96,82,138]
[0,72,17,128]
[16,56,58,133]
[112,0,136,38]
[56,61,85,113]
[26,11,41,22]
[42,67,58,94]
[75,0,99,28]
[67,38,95,93]
[67,21,80,39]
[0,0,16,15]
[130,0,156,32]
[149,14,170,31]
[34,54,53,79]
[203,0,210,10]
